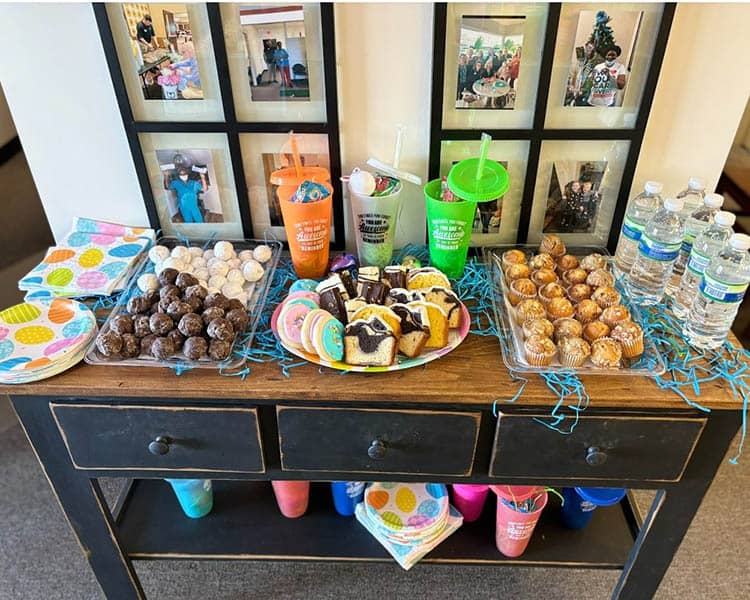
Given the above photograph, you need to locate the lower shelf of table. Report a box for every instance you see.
[116,480,637,568]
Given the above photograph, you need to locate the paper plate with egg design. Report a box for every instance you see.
[271,302,470,373]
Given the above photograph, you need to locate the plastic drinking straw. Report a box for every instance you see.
[367,125,423,186]
[475,132,491,182]
[289,131,303,178]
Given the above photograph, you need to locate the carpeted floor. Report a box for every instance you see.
[0,396,748,600]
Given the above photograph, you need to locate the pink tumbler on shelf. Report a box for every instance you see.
[451,484,490,523]
[271,481,310,518]
[490,485,547,558]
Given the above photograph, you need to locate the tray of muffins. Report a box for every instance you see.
[85,237,282,370]
[271,263,470,372]
[483,235,666,376]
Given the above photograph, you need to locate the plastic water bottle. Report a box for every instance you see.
[684,233,750,349]
[626,197,685,305]
[672,211,735,320]
[675,177,706,222]
[666,193,725,295]
[613,181,663,275]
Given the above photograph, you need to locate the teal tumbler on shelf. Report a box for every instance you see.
[165,479,214,518]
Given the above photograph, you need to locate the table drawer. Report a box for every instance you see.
[277,407,480,476]
[51,404,265,472]
[490,414,705,482]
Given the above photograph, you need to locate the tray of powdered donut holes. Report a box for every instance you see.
[271,260,471,372]
[483,234,666,377]
[86,237,282,370]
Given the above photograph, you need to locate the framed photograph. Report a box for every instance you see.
[545,3,666,129]
[140,133,244,238]
[440,139,530,245]
[527,140,630,246]
[441,3,549,130]
[105,3,225,121]
[240,133,337,242]
[221,3,328,122]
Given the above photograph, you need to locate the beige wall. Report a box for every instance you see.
[632,3,750,198]
[733,98,750,150]
[0,83,15,147]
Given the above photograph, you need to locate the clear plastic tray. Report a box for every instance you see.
[483,245,666,377]
[85,237,282,371]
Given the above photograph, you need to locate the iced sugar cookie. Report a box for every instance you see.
[300,308,329,355]
[278,300,314,350]
[289,279,318,293]
[312,313,344,362]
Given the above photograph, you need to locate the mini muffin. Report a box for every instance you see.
[522,318,555,339]
[591,286,621,309]
[546,297,575,320]
[580,253,608,271]
[600,305,631,329]
[531,268,559,286]
[529,253,556,271]
[575,299,603,324]
[509,278,537,306]
[502,249,527,271]
[516,298,547,324]
[582,320,611,344]
[557,253,579,270]
[567,283,593,304]
[586,268,615,288]
[539,234,566,257]
[562,268,588,286]
[538,282,567,307]
[505,263,532,282]
[610,321,644,358]
[558,336,591,368]
[590,337,623,368]
[553,317,583,343]
[524,334,557,367]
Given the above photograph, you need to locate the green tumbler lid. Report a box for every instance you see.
[447,158,510,203]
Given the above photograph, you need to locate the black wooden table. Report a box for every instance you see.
[8,334,742,599]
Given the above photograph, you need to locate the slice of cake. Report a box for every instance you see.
[406,267,451,291]
[423,286,462,328]
[344,316,398,367]
[386,287,424,306]
[390,303,430,358]
[408,300,449,348]
[351,304,402,337]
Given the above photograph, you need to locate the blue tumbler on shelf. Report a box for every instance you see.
[561,487,627,529]
[330,481,366,516]
[165,479,214,518]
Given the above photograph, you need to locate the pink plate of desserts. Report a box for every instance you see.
[271,302,470,373]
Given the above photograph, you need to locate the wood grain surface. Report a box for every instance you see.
[6,333,744,410]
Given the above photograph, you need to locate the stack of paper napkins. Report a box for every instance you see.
[0,298,96,383]
[19,218,154,298]
[355,482,463,570]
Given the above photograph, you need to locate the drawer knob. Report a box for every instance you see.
[367,439,387,460]
[586,446,607,466]
[148,436,171,456]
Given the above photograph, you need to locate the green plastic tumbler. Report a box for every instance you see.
[424,179,477,278]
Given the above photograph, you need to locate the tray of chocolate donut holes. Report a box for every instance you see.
[483,236,666,376]
[85,237,282,370]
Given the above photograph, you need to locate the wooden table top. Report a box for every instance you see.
[6,333,743,411]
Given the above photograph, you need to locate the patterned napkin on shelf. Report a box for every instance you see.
[18,219,154,298]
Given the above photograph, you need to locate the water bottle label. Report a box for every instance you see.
[638,235,681,261]
[687,249,711,275]
[680,240,694,255]
[700,273,749,304]
[622,216,643,242]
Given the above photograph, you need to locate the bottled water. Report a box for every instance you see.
[613,181,664,275]
[676,177,706,222]
[672,211,735,320]
[684,233,750,349]
[666,193,724,296]
[626,197,685,305]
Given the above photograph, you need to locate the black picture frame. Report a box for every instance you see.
[93,2,344,250]
[429,2,676,250]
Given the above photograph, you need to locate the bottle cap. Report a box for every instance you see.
[729,233,750,251]
[644,181,663,194]
[714,211,736,227]
[447,158,510,203]
[704,192,724,208]
[663,197,684,212]
[688,177,706,190]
